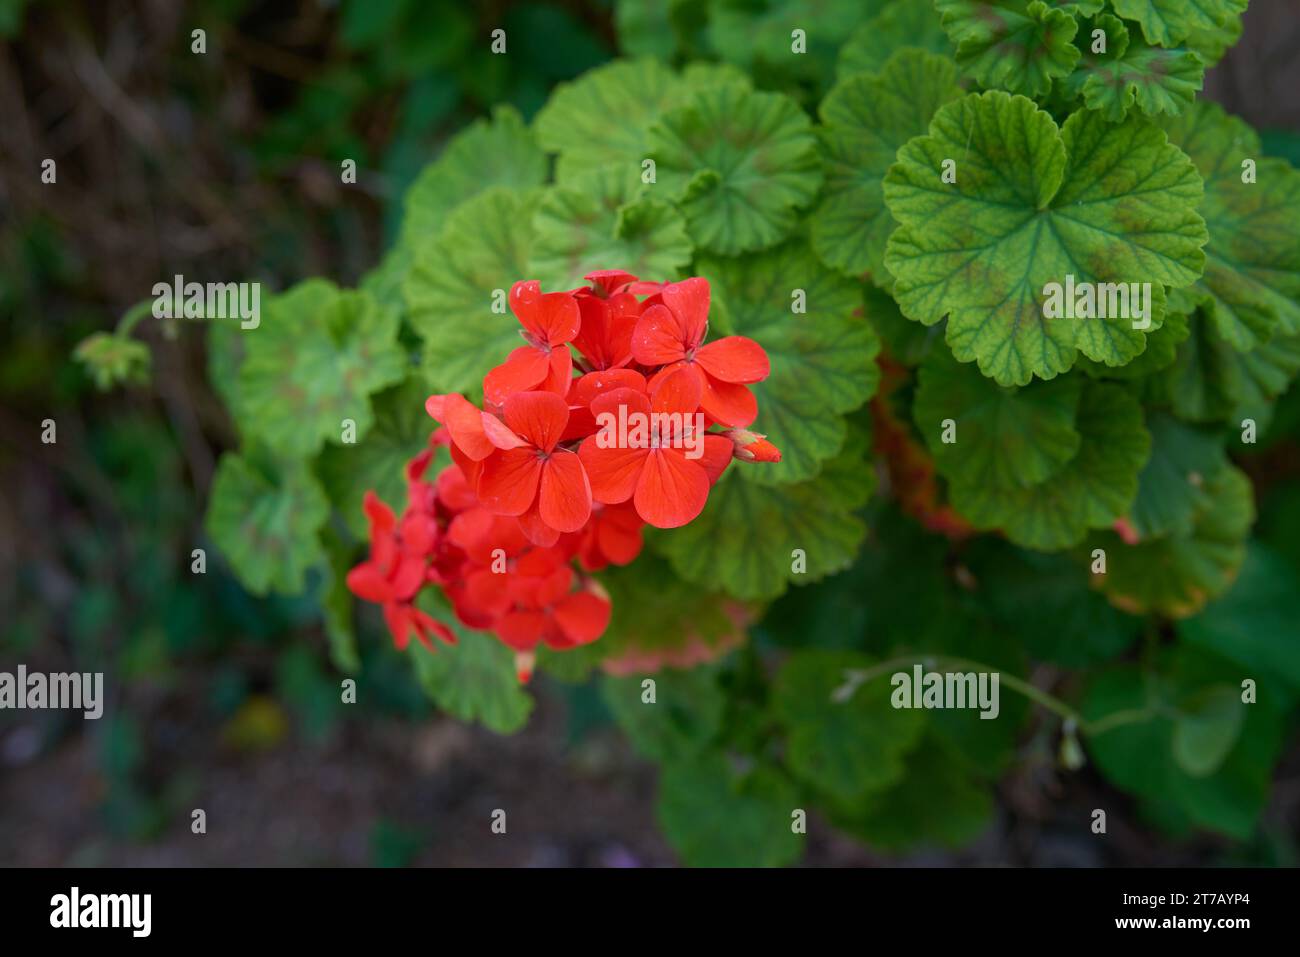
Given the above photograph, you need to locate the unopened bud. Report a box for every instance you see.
[721,428,782,463]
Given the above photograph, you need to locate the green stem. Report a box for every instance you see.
[114,298,155,338]
[835,653,1156,738]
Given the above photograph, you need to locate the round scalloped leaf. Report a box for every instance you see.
[1110,0,1246,48]
[935,0,1081,97]
[1149,311,1300,424]
[1180,545,1300,698]
[773,650,925,800]
[837,0,953,79]
[950,381,1151,550]
[706,0,878,90]
[317,377,437,539]
[613,0,679,58]
[655,441,872,600]
[702,242,880,484]
[602,667,726,762]
[1082,644,1281,839]
[236,280,406,459]
[534,59,749,184]
[914,347,1084,491]
[399,105,546,249]
[1161,101,1300,351]
[528,164,692,290]
[824,732,994,852]
[648,84,822,255]
[405,187,537,398]
[884,91,1206,386]
[657,754,804,867]
[812,49,963,283]
[410,597,533,735]
[1127,412,1227,539]
[1091,463,1254,617]
[205,450,330,596]
[1183,5,1244,66]
[1064,14,1203,122]
[535,58,683,180]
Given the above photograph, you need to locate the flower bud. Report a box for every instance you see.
[721,428,782,463]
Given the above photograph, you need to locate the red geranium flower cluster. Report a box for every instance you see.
[347,271,781,681]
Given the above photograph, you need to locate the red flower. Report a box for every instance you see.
[631,277,770,427]
[577,366,732,528]
[572,283,642,371]
[494,563,611,653]
[720,427,783,463]
[568,500,645,571]
[482,281,579,406]
[476,391,593,544]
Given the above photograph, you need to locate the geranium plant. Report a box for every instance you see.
[79,0,1300,866]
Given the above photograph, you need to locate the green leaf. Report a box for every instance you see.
[317,377,436,539]
[1064,14,1203,122]
[774,650,925,800]
[706,0,879,91]
[812,49,963,283]
[1171,685,1244,778]
[914,346,1083,491]
[950,381,1150,550]
[702,242,880,483]
[1183,5,1243,66]
[1082,645,1281,839]
[528,164,692,290]
[655,441,872,600]
[398,105,547,250]
[1149,312,1300,424]
[205,450,330,596]
[404,187,537,399]
[320,525,360,674]
[1128,412,1226,539]
[236,280,406,458]
[837,0,953,79]
[825,732,994,851]
[1110,0,1246,48]
[1161,101,1300,350]
[614,0,680,59]
[657,754,804,866]
[601,667,726,762]
[936,0,1081,97]
[965,537,1142,666]
[884,91,1206,386]
[534,58,748,183]
[409,595,533,734]
[649,84,822,255]
[1091,463,1254,617]
[1180,544,1300,699]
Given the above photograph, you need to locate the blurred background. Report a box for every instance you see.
[1,0,1298,867]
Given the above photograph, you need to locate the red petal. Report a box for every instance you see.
[477,448,543,516]
[570,368,647,408]
[578,439,649,504]
[531,291,582,345]
[541,346,574,398]
[363,490,396,535]
[584,269,638,296]
[650,363,704,417]
[346,562,392,603]
[631,303,691,366]
[436,394,495,460]
[503,390,570,452]
[538,449,592,533]
[495,610,548,651]
[382,603,412,650]
[699,375,758,428]
[634,449,710,528]
[553,591,611,646]
[694,336,770,384]
[699,434,734,485]
[389,554,427,601]
[483,346,552,406]
[517,505,562,547]
[597,502,644,565]
[660,277,709,349]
